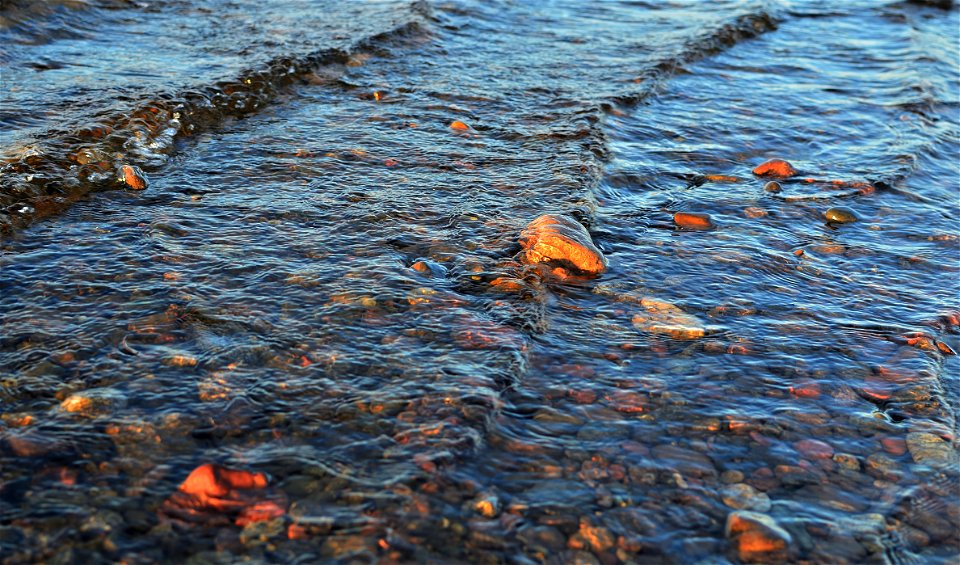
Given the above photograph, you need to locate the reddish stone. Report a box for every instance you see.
[235,500,285,526]
[121,165,148,190]
[725,511,792,563]
[673,212,713,230]
[789,380,821,399]
[794,439,834,460]
[450,120,471,131]
[606,390,645,413]
[880,436,907,456]
[568,389,597,404]
[752,159,797,178]
[519,214,606,275]
[705,174,741,183]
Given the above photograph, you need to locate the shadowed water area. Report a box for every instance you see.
[1,0,958,563]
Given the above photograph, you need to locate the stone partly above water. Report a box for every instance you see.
[631,297,706,339]
[824,206,859,224]
[120,165,148,190]
[725,511,792,563]
[752,159,797,178]
[519,214,607,275]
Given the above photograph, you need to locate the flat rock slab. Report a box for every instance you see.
[631,297,705,340]
[906,432,957,468]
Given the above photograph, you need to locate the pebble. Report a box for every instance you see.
[832,453,860,471]
[824,207,859,224]
[568,521,615,553]
[59,387,126,416]
[721,470,746,484]
[120,165,148,190]
[4,431,60,457]
[752,159,798,178]
[673,212,714,229]
[763,181,782,193]
[725,511,792,562]
[774,464,821,487]
[880,436,908,456]
[472,494,501,518]
[631,297,705,340]
[744,207,767,218]
[450,120,471,131]
[517,525,566,553]
[865,453,901,481]
[651,444,717,478]
[794,439,834,460]
[720,483,772,512]
[519,214,607,275]
[905,432,956,468]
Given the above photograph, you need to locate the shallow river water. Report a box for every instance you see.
[1,1,958,563]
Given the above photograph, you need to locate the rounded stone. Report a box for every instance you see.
[824,207,859,224]
[720,483,772,512]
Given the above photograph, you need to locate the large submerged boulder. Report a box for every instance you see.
[519,214,607,275]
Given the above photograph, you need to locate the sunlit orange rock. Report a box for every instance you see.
[752,159,797,178]
[120,165,148,190]
[936,341,956,355]
[899,331,937,351]
[450,120,471,131]
[569,522,616,553]
[490,277,524,292]
[705,174,741,183]
[519,214,606,275]
[60,395,94,413]
[161,463,280,525]
[725,511,792,563]
[163,354,198,367]
[179,463,266,501]
[673,212,713,230]
[235,500,285,527]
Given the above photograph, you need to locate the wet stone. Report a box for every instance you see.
[721,470,746,484]
[725,511,793,563]
[824,207,859,224]
[905,432,956,468]
[865,452,902,481]
[763,181,782,193]
[519,214,607,275]
[773,464,821,487]
[632,298,706,340]
[674,211,714,230]
[120,164,148,190]
[59,387,126,417]
[651,444,717,478]
[753,159,798,178]
[796,484,868,513]
[720,483,772,512]
[517,525,567,553]
[794,439,834,460]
